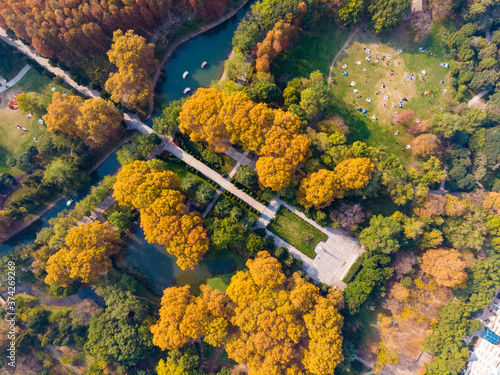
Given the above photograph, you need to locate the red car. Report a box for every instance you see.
[172,139,180,147]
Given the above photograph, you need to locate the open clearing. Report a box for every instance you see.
[268,206,327,258]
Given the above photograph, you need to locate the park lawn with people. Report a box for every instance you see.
[0,67,77,175]
[331,26,453,161]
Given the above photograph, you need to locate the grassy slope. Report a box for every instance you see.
[271,19,350,82]
[268,206,327,258]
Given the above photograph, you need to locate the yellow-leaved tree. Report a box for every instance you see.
[76,98,123,149]
[421,248,468,287]
[105,30,158,110]
[113,160,209,269]
[45,221,120,286]
[150,251,344,375]
[298,169,344,209]
[179,87,229,152]
[335,157,375,190]
[43,93,83,138]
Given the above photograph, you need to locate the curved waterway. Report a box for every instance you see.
[146,0,254,124]
[2,6,252,289]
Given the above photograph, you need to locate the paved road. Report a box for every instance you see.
[0,64,30,93]
[0,27,99,98]
[468,89,489,109]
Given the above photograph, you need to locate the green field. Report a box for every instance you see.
[271,19,350,82]
[0,65,78,175]
[268,207,327,258]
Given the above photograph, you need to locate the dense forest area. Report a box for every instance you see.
[0,0,231,85]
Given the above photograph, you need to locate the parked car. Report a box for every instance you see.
[484,319,490,325]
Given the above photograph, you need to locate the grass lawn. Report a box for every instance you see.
[268,207,327,258]
[0,66,79,176]
[271,19,350,83]
[330,25,454,164]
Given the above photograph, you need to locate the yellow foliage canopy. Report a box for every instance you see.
[298,169,344,209]
[421,248,467,287]
[334,157,375,191]
[113,160,208,269]
[45,221,119,286]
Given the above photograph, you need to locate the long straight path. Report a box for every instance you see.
[0,27,98,98]
[164,140,267,213]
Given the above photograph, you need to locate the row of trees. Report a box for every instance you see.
[43,93,123,149]
[0,0,230,74]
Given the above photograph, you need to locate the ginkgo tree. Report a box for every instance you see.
[45,221,120,287]
[179,89,311,191]
[113,160,209,269]
[150,251,344,375]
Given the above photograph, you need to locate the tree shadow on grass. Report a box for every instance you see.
[327,97,371,143]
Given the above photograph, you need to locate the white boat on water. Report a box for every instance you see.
[182,71,189,79]
[66,199,74,207]
[201,61,207,68]
[183,87,191,94]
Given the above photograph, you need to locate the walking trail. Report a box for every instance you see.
[328,26,360,85]
[468,89,489,109]
[1,22,364,290]
[0,64,31,93]
[0,27,98,98]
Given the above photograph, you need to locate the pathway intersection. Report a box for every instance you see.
[0,27,364,290]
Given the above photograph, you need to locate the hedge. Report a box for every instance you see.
[342,253,366,284]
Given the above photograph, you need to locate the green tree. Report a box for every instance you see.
[212,218,244,249]
[368,0,411,32]
[235,165,257,186]
[43,157,89,193]
[195,184,215,205]
[85,289,152,367]
[251,81,282,103]
[153,100,183,136]
[224,51,248,81]
[359,214,404,253]
[338,0,364,27]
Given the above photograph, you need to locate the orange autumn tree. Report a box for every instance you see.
[334,157,375,191]
[421,248,468,287]
[255,18,298,72]
[298,169,345,209]
[150,251,344,375]
[44,95,122,148]
[45,221,120,287]
[179,89,311,191]
[113,160,209,269]
[105,30,158,110]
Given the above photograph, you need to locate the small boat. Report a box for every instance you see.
[183,87,191,94]
[66,199,74,207]
[182,71,189,79]
[201,61,207,68]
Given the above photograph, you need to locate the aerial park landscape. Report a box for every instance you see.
[0,0,499,374]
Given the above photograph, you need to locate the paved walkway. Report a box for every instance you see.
[0,64,30,93]
[0,27,99,98]
[468,89,489,109]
